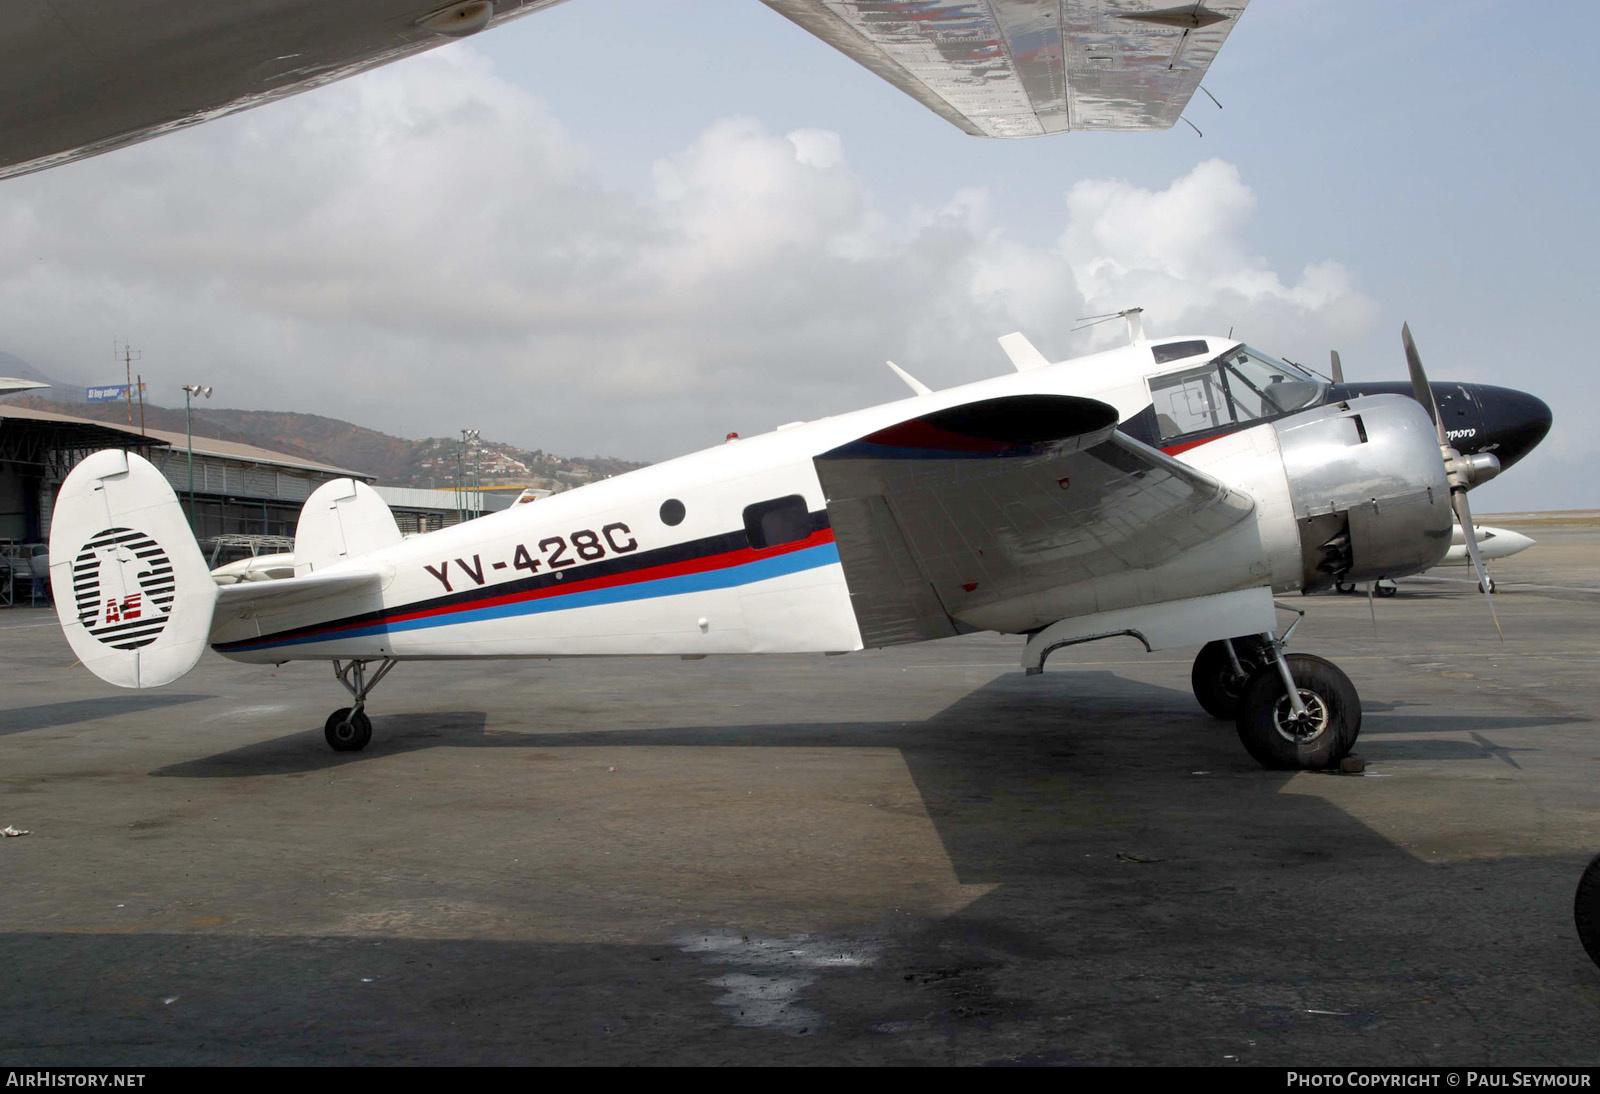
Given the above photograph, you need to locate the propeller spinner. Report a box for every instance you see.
[1401,323,1504,638]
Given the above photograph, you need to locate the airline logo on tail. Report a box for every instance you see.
[71,528,177,650]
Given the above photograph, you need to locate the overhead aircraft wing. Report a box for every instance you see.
[0,0,568,181]
[763,0,1250,137]
[814,394,1255,646]
[0,1,1249,180]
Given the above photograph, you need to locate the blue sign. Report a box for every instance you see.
[86,383,144,403]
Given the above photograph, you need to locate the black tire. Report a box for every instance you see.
[1478,579,1497,594]
[324,707,372,752]
[1375,582,1398,599]
[1335,581,1358,595]
[1235,653,1362,770]
[1577,853,1600,971]
[1192,637,1273,720]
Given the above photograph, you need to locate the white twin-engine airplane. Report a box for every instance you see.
[52,325,1516,773]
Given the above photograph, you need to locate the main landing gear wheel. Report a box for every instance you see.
[323,659,396,753]
[1335,581,1359,595]
[325,707,372,752]
[1577,853,1600,971]
[1192,637,1273,720]
[1235,653,1362,771]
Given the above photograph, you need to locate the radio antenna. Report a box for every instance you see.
[1073,306,1145,343]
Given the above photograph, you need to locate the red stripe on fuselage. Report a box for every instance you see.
[1161,434,1221,457]
[245,527,838,647]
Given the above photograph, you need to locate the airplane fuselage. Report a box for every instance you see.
[205,337,1480,665]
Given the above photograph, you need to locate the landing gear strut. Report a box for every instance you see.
[324,658,397,752]
[1191,636,1272,719]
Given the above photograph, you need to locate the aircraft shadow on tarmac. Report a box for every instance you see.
[0,692,213,738]
[42,669,1600,1063]
[148,669,1580,877]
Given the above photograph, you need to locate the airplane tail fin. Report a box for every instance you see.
[49,450,217,689]
[293,478,402,576]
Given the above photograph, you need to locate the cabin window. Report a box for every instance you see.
[743,495,811,549]
[1151,339,1208,365]
[659,499,686,526]
[1149,364,1232,440]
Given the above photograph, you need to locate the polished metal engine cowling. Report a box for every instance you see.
[1272,395,1452,591]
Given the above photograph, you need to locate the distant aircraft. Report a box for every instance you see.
[0,0,1250,179]
[51,323,1528,773]
[1339,525,1535,598]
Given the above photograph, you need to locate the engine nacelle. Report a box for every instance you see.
[1272,395,1453,591]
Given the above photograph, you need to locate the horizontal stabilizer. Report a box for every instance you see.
[49,450,216,688]
[211,552,295,584]
[217,568,383,611]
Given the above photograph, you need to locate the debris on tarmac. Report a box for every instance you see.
[1,825,28,837]
[1339,754,1367,774]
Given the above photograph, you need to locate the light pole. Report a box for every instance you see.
[182,384,212,529]
[460,429,479,521]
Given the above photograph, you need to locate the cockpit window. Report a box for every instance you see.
[1217,347,1321,420]
[1148,345,1323,442]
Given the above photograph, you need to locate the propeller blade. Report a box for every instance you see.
[1330,349,1344,384]
[1452,488,1504,641]
[1402,322,1448,448]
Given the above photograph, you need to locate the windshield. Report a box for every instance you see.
[1216,346,1321,419]
[1148,345,1323,441]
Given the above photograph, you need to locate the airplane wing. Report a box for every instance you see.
[0,0,568,181]
[1,1,1249,180]
[763,0,1251,137]
[814,393,1255,646]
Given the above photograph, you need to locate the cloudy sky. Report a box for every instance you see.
[0,0,1593,510]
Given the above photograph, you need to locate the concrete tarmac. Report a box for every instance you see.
[2,518,1599,1066]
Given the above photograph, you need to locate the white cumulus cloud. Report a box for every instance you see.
[0,47,1376,464]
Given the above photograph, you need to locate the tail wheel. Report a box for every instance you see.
[1191,637,1272,720]
[1577,854,1600,971]
[324,707,372,752]
[1235,653,1362,770]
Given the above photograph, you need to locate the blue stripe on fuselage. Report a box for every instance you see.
[221,540,842,653]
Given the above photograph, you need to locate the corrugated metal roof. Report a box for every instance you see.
[0,404,368,479]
